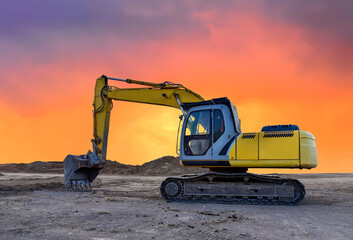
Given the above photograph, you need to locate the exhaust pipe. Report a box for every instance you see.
[63,151,102,191]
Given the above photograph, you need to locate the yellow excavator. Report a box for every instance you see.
[64,75,317,205]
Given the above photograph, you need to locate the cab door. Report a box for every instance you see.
[182,109,213,161]
[211,105,236,161]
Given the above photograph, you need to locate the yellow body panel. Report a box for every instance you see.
[259,131,299,160]
[229,143,236,160]
[229,130,317,169]
[300,131,317,168]
[229,159,300,168]
[237,133,258,160]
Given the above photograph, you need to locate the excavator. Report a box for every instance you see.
[64,75,317,205]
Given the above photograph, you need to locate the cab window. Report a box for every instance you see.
[184,110,211,155]
[213,109,225,142]
[185,111,211,136]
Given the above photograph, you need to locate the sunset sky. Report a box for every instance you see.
[0,1,352,173]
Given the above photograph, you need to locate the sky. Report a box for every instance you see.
[0,0,352,173]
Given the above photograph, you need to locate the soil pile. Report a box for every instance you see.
[0,156,207,176]
[101,156,207,176]
[100,160,139,175]
[0,161,63,173]
[139,156,208,176]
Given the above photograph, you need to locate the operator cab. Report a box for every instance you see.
[180,98,241,167]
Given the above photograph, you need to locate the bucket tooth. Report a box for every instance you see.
[71,181,76,191]
[85,180,91,191]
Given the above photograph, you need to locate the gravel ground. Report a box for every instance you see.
[0,173,352,240]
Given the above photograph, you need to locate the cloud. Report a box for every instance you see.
[265,1,353,42]
[0,0,210,43]
[0,0,352,110]
[262,0,353,76]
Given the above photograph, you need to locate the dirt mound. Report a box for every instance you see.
[101,156,207,176]
[0,161,64,173]
[0,156,207,176]
[100,160,139,175]
[138,156,207,176]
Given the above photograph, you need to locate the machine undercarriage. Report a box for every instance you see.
[160,172,305,205]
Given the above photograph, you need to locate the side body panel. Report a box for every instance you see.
[228,130,317,169]
[300,131,318,168]
[236,133,258,160]
[259,131,299,160]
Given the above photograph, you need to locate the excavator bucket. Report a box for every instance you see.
[63,151,102,191]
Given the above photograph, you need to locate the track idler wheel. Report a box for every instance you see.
[160,179,182,200]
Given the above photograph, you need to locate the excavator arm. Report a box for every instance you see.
[64,75,204,190]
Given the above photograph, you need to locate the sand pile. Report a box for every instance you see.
[101,156,207,176]
[0,156,207,176]
[139,156,207,175]
[0,161,63,173]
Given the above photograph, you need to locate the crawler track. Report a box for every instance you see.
[160,173,305,205]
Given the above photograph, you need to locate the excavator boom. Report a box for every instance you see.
[64,75,204,190]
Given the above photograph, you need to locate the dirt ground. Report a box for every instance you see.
[0,173,352,240]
